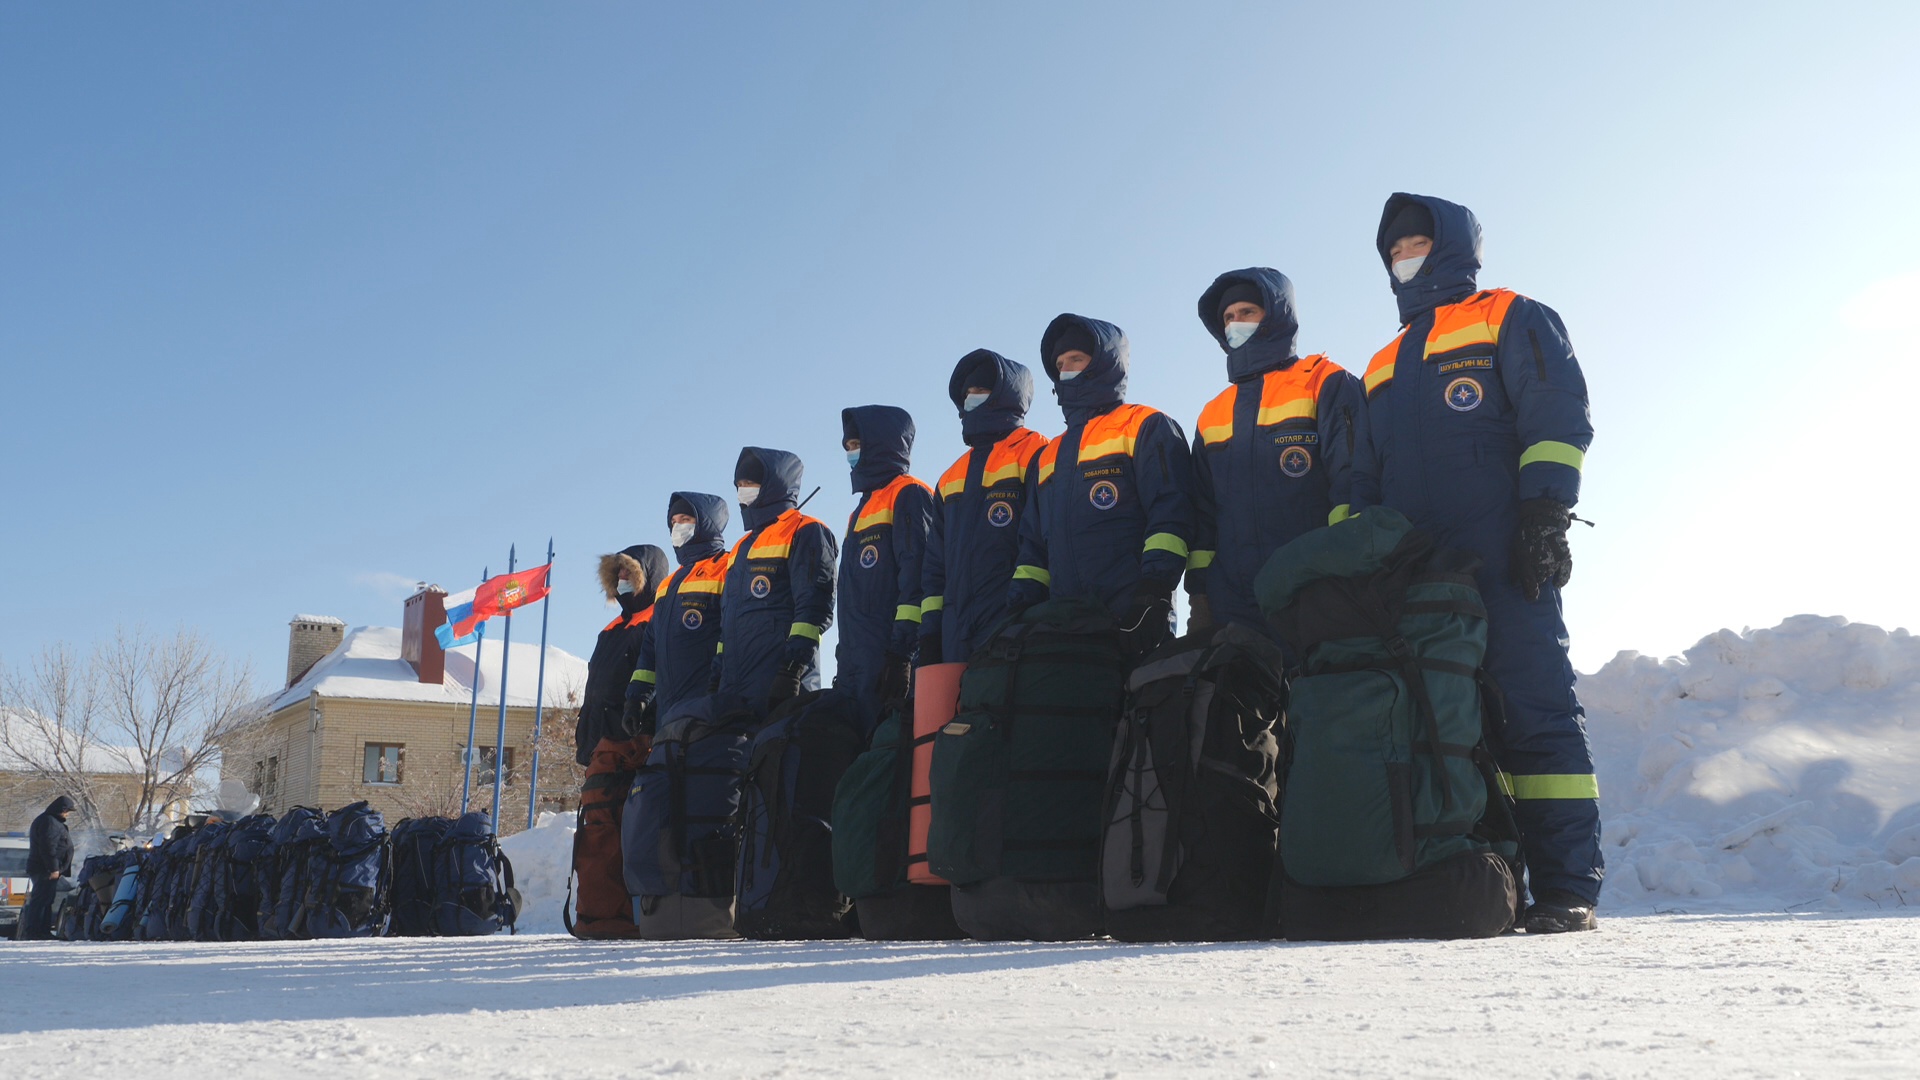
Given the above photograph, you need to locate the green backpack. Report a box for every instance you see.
[927,597,1126,939]
[1256,506,1523,940]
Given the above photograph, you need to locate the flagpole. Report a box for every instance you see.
[526,537,555,831]
[491,544,516,825]
[461,565,488,814]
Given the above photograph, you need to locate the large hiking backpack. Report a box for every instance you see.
[1256,506,1525,941]
[302,801,390,938]
[136,829,200,941]
[99,850,145,940]
[1099,624,1286,942]
[185,819,234,941]
[60,854,112,940]
[387,817,454,937]
[259,806,327,940]
[210,813,277,941]
[928,597,1128,941]
[430,811,517,935]
[832,695,966,941]
[567,737,651,939]
[621,696,754,939]
[734,689,866,940]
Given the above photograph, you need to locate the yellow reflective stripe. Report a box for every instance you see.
[895,604,922,624]
[678,579,723,594]
[1520,441,1586,471]
[1499,773,1599,800]
[1198,420,1233,446]
[750,541,792,558]
[854,507,895,531]
[920,595,944,613]
[1186,549,1215,570]
[1255,398,1315,426]
[714,640,724,654]
[629,669,656,685]
[1038,459,1056,484]
[1144,532,1188,559]
[1365,366,1394,394]
[1012,564,1051,586]
[789,622,823,642]
[1328,503,1352,526]
[1078,432,1138,461]
[981,460,1026,487]
[1423,323,1499,358]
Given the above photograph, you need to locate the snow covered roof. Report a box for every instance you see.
[261,625,586,714]
[290,614,346,626]
[0,709,147,775]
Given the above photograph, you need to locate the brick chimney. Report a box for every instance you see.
[402,586,448,685]
[286,615,346,688]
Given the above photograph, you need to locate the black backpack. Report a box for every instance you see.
[387,817,454,937]
[1099,624,1286,942]
[734,689,867,940]
[429,811,517,936]
[302,801,391,938]
[259,806,327,940]
[212,813,278,941]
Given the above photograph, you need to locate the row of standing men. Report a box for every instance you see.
[573,191,1603,929]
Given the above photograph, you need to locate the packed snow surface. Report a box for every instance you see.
[4,917,1915,1078]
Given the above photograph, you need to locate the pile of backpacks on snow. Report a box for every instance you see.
[572,507,1529,943]
[55,803,519,943]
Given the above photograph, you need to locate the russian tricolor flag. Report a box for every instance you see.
[435,586,488,649]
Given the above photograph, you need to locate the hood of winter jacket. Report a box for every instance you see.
[1377,192,1482,325]
[735,446,805,530]
[841,404,916,493]
[1039,313,1129,427]
[599,544,669,606]
[948,349,1034,446]
[1196,267,1302,383]
[46,795,76,817]
[667,491,730,566]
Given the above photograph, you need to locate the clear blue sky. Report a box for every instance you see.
[4,3,1917,692]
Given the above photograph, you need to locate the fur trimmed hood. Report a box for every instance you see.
[597,544,669,602]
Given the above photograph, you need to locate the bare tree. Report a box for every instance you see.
[0,627,269,833]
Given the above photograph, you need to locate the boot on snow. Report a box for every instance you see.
[1524,890,1598,933]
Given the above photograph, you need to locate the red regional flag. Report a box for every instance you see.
[475,563,552,616]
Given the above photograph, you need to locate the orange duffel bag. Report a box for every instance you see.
[566,736,650,939]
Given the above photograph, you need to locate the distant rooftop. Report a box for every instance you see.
[261,625,586,714]
[290,614,346,626]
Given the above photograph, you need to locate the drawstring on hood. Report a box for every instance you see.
[1039,314,1129,427]
[1196,268,1302,383]
[841,405,916,493]
[949,349,1034,447]
[667,491,730,567]
[734,447,805,531]
[1376,192,1482,325]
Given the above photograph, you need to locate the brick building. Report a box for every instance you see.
[218,589,587,834]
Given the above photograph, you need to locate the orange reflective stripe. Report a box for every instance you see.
[746,510,819,559]
[1255,354,1336,426]
[1197,386,1237,446]
[983,428,1046,487]
[938,453,969,499]
[1365,333,1405,396]
[628,607,654,628]
[602,614,626,633]
[853,474,931,532]
[1038,438,1061,484]
[676,551,730,595]
[1077,403,1156,462]
[1423,289,1521,358]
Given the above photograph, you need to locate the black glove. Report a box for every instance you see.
[766,660,806,713]
[917,631,943,669]
[1185,593,1215,639]
[1511,499,1574,602]
[620,683,656,740]
[1120,582,1175,659]
[876,652,912,704]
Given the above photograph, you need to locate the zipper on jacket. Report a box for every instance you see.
[1528,328,1547,383]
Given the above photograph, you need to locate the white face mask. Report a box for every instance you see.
[963,391,989,412]
[1057,368,1081,382]
[1392,255,1426,284]
[1224,321,1260,349]
[736,483,761,507]
[616,580,635,596]
[846,449,861,468]
[670,521,695,548]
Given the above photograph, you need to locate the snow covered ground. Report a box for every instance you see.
[7,616,1919,1078]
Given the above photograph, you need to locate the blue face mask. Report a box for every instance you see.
[846,449,861,468]
[1224,321,1261,349]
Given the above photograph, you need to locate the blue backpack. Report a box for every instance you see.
[431,812,517,936]
[100,850,145,940]
[210,814,278,941]
[136,829,202,941]
[387,816,453,937]
[622,696,755,939]
[185,820,234,941]
[734,689,866,940]
[260,806,327,940]
[303,801,390,938]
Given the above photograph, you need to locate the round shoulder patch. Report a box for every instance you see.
[1445,376,1484,412]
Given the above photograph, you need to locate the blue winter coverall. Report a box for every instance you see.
[716,447,838,714]
[835,404,934,717]
[1351,192,1603,903]
[631,491,732,724]
[921,349,1048,664]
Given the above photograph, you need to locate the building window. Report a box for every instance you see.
[363,743,405,785]
[266,756,279,800]
[463,745,515,788]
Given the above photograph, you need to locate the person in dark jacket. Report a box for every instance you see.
[626,491,732,734]
[836,405,933,720]
[921,350,1048,665]
[21,795,75,940]
[1187,268,1365,636]
[1009,314,1196,657]
[574,544,669,764]
[1351,192,1601,933]
[715,447,837,716]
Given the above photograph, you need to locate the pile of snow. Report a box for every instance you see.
[500,810,576,933]
[1587,615,1920,913]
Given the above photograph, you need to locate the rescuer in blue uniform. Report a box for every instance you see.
[625,491,732,736]
[921,350,1048,665]
[1187,268,1365,637]
[714,447,837,716]
[1009,315,1196,657]
[1351,192,1601,932]
[835,405,934,719]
